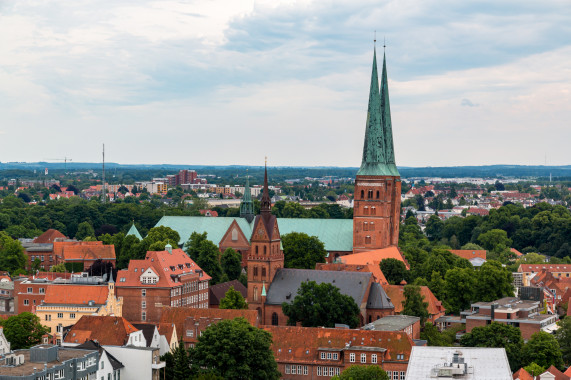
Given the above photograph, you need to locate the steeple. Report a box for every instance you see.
[260,159,271,214]
[356,46,396,177]
[240,170,255,223]
[380,51,400,176]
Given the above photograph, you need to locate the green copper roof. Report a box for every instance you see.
[154,216,354,252]
[276,218,354,252]
[261,282,267,297]
[126,223,143,240]
[155,216,254,246]
[240,172,254,222]
[357,48,399,177]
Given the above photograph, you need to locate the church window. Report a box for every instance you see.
[262,267,266,277]
[253,267,258,277]
[360,190,364,199]
[365,236,371,244]
[255,246,259,255]
[264,246,267,255]
[272,312,279,325]
[231,229,238,241]
[253,287,258,301]
[371,207,376,215]
[376,190,380,199]
[368,190,373,199]
[363,222,368,231]
[364,206,369,215]
[370,222,375,231]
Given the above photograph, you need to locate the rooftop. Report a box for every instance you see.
[0,346,96,377]
[362,315,420,332]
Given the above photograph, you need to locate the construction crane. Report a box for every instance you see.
[45,157,73,172]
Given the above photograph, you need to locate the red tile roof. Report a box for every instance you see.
[159,306,259,337]
[513,368,533,380]
[340,246,410,270]
[263,325,413,363]
[116,248,210,288]
[383,285,445,316]
[449,250,487,261]
[43,284,109,305]
[544,365,570,380]
[315,263,389,285]
[64,315,139,345]
[62,245,116,261]
[157,323,176,345]
[33,229,67,243]
[510,248,523,257]
[520,264,571,273]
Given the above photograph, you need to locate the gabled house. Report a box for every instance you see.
[63,315,144,347]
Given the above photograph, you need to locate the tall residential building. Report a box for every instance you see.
[353,47,401,253]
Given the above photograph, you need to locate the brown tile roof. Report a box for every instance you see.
[315,263,389,285]
[43,284,108,305]
[116,249,210,288]
[53,241,104,257]
[64,315,139,346]
[34,229,67,243]
[157,323,176,345]
[449,250,487,261]
[159,306,259,336]
[208,280,247,306]
[62,244,116,261]
[544,365,570,380]
[383,285,445,316]
[520,264,571,273]
[513,368,533,380]
[263,325,413,363]
[510,248,523,257]
[340,246,410,270]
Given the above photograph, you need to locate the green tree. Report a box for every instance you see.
[555,317,571,365]
[172,341,191,380]
[477,229,512,251]
[192,318,280,379]
[460,322,524,371]
[402,285,429,325]
[524,363,545,377]
[428,271,446,303]
[380,258,409,285]
[31,258,41,273]
[145,226,180,248]
[0,232,27,273]
[2,312,50,349]
[522,331,564,370]
[331,365,389,380]
[475,260,514,302]
[50,263,66,272]
[197,240,223,284]
[281,232,327,269]
[221,248,242,281]
[219,286,248,310]
[282,281,360,328]
[184,231,208,262]
[444,268,476,314]
[75,221,95,240]
[425,215,444,241]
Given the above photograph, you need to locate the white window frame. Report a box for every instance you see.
[361,353,366,363]
[349,353,355,363]
[321,352,326,360]
[372,354,377,363]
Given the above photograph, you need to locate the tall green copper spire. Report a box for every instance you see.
[240,170,255,223]
[380,51,399,176]
[357,46,391,176]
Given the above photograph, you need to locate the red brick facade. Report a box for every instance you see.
[353,176,401,253]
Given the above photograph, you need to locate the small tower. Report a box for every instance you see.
[247,161,283,320]
[240,170,255,223]
[353,46,401,253]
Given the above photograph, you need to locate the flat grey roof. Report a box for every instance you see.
[362,315,420,331]
[405,347,512,380]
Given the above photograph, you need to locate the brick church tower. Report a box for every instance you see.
[247,162,284,316]
[353,47,401,253]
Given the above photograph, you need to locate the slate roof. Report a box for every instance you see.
[266,268,372,307]
[155,216,354,252]
[132,323,156,347]
[76,340,124,370]
[367,282,394,309]
[208,280,248,306]
[315,262,389,285]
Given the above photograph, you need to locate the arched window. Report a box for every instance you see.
[371,207,376,215]
[253,266,258,277]
[364,206,369,215]
[360,190,365,199]
[253,287,258,301]
[272,312,279,326]
[365,236,371,244]
[255,246,259,255]
[263,246,267,255]
[231,228,238,241]
[376,190,380,199]
[368,190,373,199]
[363,222,368,231]
[262,267,266,277]
[370,222,375,231]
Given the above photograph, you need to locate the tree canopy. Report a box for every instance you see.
[522,331,564,370]
[401,285,429,325]
[219,286,248,310]
[282,281,360,328]
[380,258,409,285]
[192,318,280,379]
[332,365,389,380]
[0,232,27,273]
[281,232,327,269]
[1,312,50,349]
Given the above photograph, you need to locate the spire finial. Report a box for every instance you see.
[383,36,386,51]
[374,30,376,44]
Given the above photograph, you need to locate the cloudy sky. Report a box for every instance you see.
[1,0,570,167]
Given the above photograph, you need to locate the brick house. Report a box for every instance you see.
[63,315,144,347]
[463,297,558,340]
[158,306,259,348]
[264,326,412,379]
[116,246,210,323]
[14,272,73,313]
[518,264,571,287]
